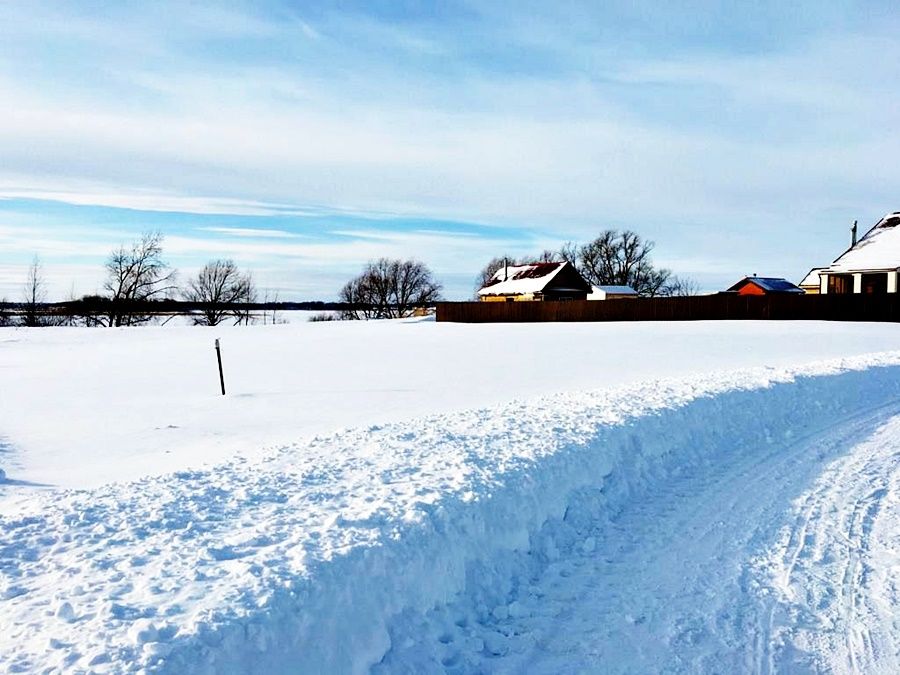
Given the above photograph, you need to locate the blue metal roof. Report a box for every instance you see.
[728,277,805,293]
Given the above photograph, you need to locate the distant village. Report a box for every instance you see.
[4,211,899,328]
[476,212,900,303]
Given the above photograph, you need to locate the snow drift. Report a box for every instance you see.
[3,353,900,672]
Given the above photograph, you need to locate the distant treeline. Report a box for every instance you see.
[0,298,355,318]
[7,232,442,327]
[0,296,352,314]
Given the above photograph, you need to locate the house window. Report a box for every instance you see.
[862,273,887,294]
[505,297,515,302]
[828,274,853,294]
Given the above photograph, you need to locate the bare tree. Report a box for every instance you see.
[231,271,257,326]
[21,257,50,327]
[474,256,518,296]
[339,258,442,320]
[183,259,257,326]
[102,232,177,327]
[261,288,286,325]
[54,283,80,326]
[659,275,701,297]
[575,230,672,296]
[558,241,579,265]
[0,297,11,327]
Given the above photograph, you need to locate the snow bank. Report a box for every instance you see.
[3,352,900,672]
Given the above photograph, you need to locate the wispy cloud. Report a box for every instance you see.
[0,203,557,299]
[197,227,307,239]
[0,1,897,299]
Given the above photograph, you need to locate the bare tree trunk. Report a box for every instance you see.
[21,257,48,327]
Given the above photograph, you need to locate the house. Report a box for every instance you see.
[725,276,805,295]
[478,261,592,302]
[799,267,826,294]
[588,285,638,300]
[813,213,900,294]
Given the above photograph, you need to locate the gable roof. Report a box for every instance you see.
[826,212,900,273]
[727,276,804,293]
[478,261,571,296]
[799,267,825,287]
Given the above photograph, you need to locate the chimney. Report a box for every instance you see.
[504,257,508,281]
[851,220,858,247]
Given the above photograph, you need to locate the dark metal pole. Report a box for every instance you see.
[214,338,226,396]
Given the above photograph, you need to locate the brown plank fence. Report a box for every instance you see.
[436,295,900,323]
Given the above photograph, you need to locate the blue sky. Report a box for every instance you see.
[1,1,899,300]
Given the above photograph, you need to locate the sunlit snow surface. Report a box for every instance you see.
[2,319,900,673]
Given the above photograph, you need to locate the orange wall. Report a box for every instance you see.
[736,282,766,296]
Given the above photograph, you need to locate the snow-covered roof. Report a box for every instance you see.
[478,262,567,296]
[826,212,900,273]
[728,277,804,293]
[799,268,825,288]
[593,285,637,295]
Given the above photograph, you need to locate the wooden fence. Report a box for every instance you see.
[436,294,900,323]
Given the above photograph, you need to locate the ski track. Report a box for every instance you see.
[4,353,900,672]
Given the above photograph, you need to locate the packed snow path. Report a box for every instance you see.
[758,414,900,675]
[4,353,900,672]
[378,396,900,674]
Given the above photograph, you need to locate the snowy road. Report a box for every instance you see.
[378,399,900,673]
[515,406,900,674]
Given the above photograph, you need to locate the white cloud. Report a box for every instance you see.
[196,227,307,239]
[1,2,898,299]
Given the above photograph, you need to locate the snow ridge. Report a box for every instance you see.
[3,353,900,672]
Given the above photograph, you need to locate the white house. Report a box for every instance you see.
[813,212,900,295]
[587,285,638,300]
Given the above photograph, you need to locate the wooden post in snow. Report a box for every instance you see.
[214,338,226,396]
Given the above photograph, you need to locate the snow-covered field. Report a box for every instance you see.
[3,319,900,672]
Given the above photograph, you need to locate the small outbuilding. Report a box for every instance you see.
[478,261,592,302]
[588,285,638,300]
[725,276,805,296]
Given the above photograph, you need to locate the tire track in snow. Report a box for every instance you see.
[535,403,900,675]
[378,402,900,673]
[758,415,900,674]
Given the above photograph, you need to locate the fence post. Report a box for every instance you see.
[214,338,226,396]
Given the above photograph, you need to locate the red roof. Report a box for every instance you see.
[482,262,563,288]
